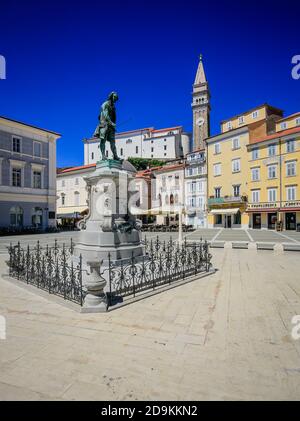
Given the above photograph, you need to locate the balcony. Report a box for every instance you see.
[187,156,206,164]
[185,170,206,178]
[160,185,181,193]
[208,196,247,206]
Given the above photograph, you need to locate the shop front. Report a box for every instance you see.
[280,202,300,231]
[209,208,245,228]
[248,201,300,230]
[207,197,248,228]
[248,210,279,230]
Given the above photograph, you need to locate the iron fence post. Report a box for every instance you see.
[79,254,83,307]
[108,252,112,309]
[132,251,136,297]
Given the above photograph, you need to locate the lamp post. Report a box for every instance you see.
[178,204,183,245]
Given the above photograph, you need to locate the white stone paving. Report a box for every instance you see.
[1,247,300,401]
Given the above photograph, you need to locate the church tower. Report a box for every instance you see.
[192,55,211,151]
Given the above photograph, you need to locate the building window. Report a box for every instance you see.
[232,158,241,173]
[280,122,287,130]
[286,161,296,177]
[252,148,259,160]
[226,121,232,130]
[136,146,138,154]
[62,180,65,187]
[75,178,79,186]
[12,168,22,187]
[33,142,41,157]
[286,186,297,201]
[162,176,166,188]
[105,150,108,157]
[33,171,42,189]
[296,118,300,126]
[198,181,204,192]
[215,214,222,225]
[233,185,240,197]
[158,194,162,207]
[252,190,260,203]
[213,163,221,176]
[232,137,240,150]
[233,211,241,225]
[32,207,43,228]
[268,144,276,157]
[74,191,80,206]
[151,147,154,153]
[238,116,245,125]
[252,110,259,119]
[251,167,260,181]
[286,186,296,201]
[268,188,277,202]
[286,140,295,153]
[61,194,65,206]
[215,187,221,198]
[268,165,277,179]
[10,206,23,227]
[198,197,204,209]
[214,143,221,154]
[91,152,94,160]
[164,145,167,151]
[175,175,180,186]
[120,148,123,156]
[126,139,132,144]
[12,137,21,153]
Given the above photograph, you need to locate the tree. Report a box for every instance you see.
[128,157,165,171]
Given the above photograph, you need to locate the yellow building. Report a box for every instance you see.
[207,104,283,228]
[247,118,300,230]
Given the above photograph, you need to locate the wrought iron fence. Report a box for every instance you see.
[7,240,83,306]
[7,237,212,310]
[105,237,212,308]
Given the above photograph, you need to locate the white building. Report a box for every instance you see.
[83,126,190,164]
[56,164,95,224]
[152,162,185,226]
[0,116,60,230]
[185,149,207,227]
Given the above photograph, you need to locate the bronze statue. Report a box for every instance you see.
[94,92,120,161]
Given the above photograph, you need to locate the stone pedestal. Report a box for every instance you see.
[74,159,143,312]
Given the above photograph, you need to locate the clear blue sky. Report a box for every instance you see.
[0,0,299,167]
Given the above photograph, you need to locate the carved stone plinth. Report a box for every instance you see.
[74,159,143,312]
[81,261,107,313]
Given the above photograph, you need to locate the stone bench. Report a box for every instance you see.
[256,243,275,251]
[210,241,225,249]
[232,242,249,249]
[283,244,300,252]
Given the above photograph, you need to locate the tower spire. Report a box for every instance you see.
[194,54,207,85]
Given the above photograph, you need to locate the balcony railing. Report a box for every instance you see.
[187,156,206,164]
[160,186,181,193]
[208,196,247,206]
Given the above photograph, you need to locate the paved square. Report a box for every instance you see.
[1,246,300,401]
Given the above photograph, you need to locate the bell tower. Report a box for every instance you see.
[192,55,211,151]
